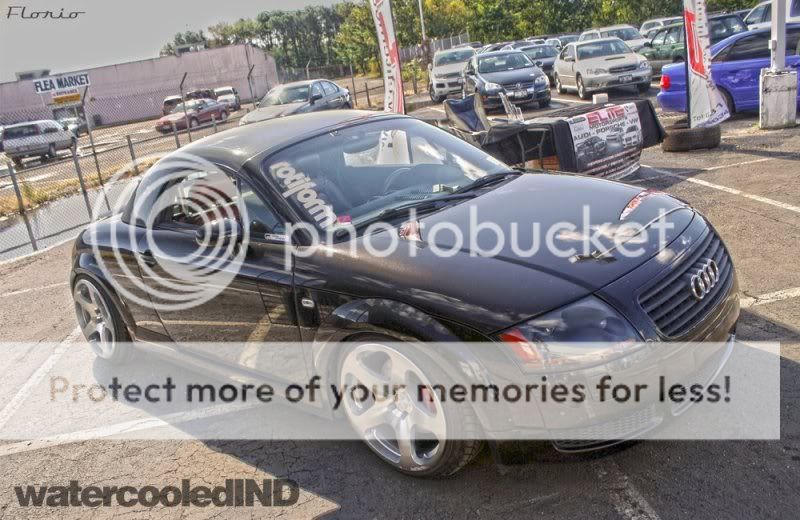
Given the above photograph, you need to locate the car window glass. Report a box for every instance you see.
[321,81,337,95]
[238,178,285,238]
[710,17,746,43]
[311,83,324,98]
[727,33,770,61]
[746,5,766,24]
[652,30,667,46]
[793,0,800,17]
[663,28,678,44]
[160,170,239,228]
[786,28,800,55]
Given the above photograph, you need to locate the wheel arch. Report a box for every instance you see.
[71,251,137,333]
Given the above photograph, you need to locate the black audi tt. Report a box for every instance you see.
[71,111,739,477]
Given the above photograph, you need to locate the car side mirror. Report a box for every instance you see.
[195,218,242,247]
[534,60,543,67]
[310,93,323,104]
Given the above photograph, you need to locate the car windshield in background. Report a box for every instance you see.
[262,118,509,233]
[601,28,642,41]
[215,88,234,96]
[560,35,579,44]
[521,45,559,59]
[478,53,534,73]
[3,125,38,139]
[710,16,747,41]
[434,49,475,66]
[170,100,202,113]
[261,85,310,106]
[577,39,630,59]
[60,118,79,125]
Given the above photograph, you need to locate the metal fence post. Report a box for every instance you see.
[6,162,38,252]
[365,82,371,107]
[81,87,103,180]
[179,72,192,143]
[172,123,181,148]
[71,148,94,219]
[247,64,257,110]
[126,135,140,176]
[350,64,358,106]
[212,113,218,133]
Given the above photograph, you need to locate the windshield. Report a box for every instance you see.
[478,52,534,73]
[710,16,747,42]
[261,85,310,106]
[577,39,630,60]
[434,49,475,66]
[521,45,559,59]
[170,100,202,113]
[560,35,579,44]
[3,125,39,139]
[601,28,643,41]
[263,118,509,233]
[215,88,234,96]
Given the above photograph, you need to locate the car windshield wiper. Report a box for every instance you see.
[452,171,524,195]
[334,193,476,239]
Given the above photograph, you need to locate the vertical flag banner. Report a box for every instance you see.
[683,0,730,127]
[370,0,405,114]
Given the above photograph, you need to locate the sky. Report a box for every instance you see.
[0,0,340,83]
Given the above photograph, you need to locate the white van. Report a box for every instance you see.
[2,120,76,168]
[744,0,800,30]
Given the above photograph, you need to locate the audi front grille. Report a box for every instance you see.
[639,228,734,338]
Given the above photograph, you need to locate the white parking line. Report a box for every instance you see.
[551,96,592,105]
[703,158,774,171]
[0,327,81,432]
[593,459,660,520]
[0,282,68,298]
[741,287,800,308]
[641,165,800,215]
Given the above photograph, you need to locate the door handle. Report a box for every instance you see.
[138,250,158,267]
[300,297,315,309]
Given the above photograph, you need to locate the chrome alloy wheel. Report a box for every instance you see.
[340,343,448,472]
[73,279,115,358]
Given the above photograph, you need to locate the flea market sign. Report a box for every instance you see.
[32,72,90,94]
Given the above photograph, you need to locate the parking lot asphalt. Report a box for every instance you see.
[0,92,799,519]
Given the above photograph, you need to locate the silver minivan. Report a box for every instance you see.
[2,120,76,168]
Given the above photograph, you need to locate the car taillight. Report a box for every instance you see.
[660,74,671,90]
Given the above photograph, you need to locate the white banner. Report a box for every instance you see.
[369,0,405,114]
[683,0,730,127]
[33,72,90,94]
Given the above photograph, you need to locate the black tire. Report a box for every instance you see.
[720,88,735,115]
[576,75,590,100]
[539,98,552,108]
[637,82,650,94]
[338,335,484,478]
[555,73,566,94]
[190,118,199,128]
[342,102,352,109]
[661,120,721,152]
[12,157,23,169]
[429,85,445,103]
[220,111,229,121]
[47,143,57,159]
[72,275,133,365]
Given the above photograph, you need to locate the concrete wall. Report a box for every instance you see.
[0,45,279,127]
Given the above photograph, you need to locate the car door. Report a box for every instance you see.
[135,167,306,382]
[664,25,684,63]
[713,32,770,111]
[647,29,669,72]
[557,45,576,86]
[308,82,325,111]
[322,81,345,108]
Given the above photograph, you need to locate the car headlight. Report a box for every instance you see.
[483,82,503,92]
[639,61,651,70]
[534,75,548,87]
[587,68,608,75]
[495,296,642,372]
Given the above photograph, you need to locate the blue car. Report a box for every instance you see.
[658,24,800,113]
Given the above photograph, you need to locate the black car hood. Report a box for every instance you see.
[244,102,306,123]
[480,66,544,85]
[302,174,695,334]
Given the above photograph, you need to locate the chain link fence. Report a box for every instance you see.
[399,32,473,62]
[0,66,271,261]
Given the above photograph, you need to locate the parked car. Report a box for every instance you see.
[70,110,739,477]
[477,42,513,54]
[554,38,652,99]
[185,89,217,101]
[502,40,539,50]
[162,96,182,116]
[239,80,351,126]
[214,86,241,111]
[428,47,475,102]
[545,34,579,50]
[2,120,76,167]
[641,13,748,75]
[744,0,800,29]
[462,50,552,109]
[155,98,229,133]
[59,116,88,137]
[579,25,650,51]
[658,25,800,114]
[640,16,682,39]
[454,41,483,49]
[519,44,560,82]
[521,38,546,46]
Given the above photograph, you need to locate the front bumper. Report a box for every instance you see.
[431,77,464,97]
[584,70,652,91]
[482,86,551,107]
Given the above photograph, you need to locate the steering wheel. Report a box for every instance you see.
[382,167,414,194]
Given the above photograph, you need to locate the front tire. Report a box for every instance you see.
[577,75,590,100]
[73,276,133,364]
[338,336,483,477]
[429,85,445,103]
[555,73,566,94]
[637,82,650,94]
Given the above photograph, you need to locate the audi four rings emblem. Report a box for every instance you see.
[689,259,720,300]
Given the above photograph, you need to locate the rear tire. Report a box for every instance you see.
[190,118,199,128]
[661,120,721,152]
[338,335,483,478]
[720,88,735,115]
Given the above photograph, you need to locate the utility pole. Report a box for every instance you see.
[418,0,430,67]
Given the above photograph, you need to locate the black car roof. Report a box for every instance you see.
[660,12,743,30]
[175,110,403,171]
